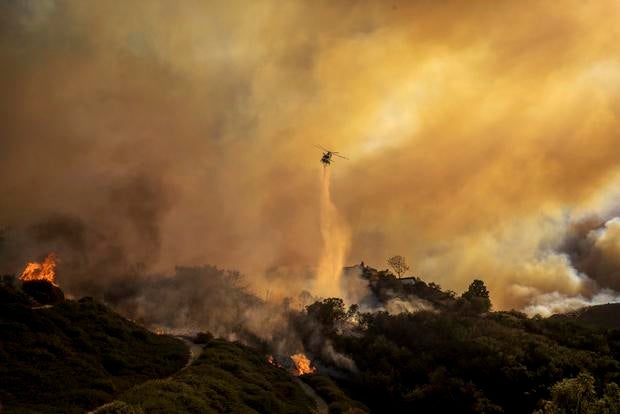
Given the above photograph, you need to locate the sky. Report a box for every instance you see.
[2,0,620,313]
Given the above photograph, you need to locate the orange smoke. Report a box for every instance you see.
[290,353,316,376]
[19,253,58,286]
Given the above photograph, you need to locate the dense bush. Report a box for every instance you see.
[298,278,620,414]
[0,285,187,413]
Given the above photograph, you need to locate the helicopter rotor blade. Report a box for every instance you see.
[333,153,349,159]
[314,144,330,152]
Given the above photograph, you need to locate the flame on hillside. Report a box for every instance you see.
[290,353,316,376]
[19,253,58,286]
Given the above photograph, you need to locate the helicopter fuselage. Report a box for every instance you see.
[321,152,332,165]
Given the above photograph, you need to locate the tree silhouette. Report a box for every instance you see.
[462,279,492,313]
[387,255,410,278]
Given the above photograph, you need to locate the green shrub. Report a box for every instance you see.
[0,285,187,413]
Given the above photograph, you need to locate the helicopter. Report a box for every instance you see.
[314,145,349,166]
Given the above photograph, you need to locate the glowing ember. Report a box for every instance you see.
[19,253,58,286]
[267,355,283,368]
[290,353,316,376]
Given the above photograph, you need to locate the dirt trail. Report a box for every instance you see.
[175,336,203,370]
[294,377,329,414]
[89,336,202,413]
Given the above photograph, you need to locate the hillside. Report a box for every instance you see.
[98,338,317,413]
[0,281,330,414]
[292,269,620,413]
[0,282,188,413]
[2,268,620,413]
[550,303,620,329]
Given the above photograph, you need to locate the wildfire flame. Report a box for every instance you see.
[290,353,316,376]
[19,253,58,286]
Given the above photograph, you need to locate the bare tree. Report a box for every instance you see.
[387,255,410,278]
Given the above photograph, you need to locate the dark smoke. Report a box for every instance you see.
[560,216,620,292]
[0,175,169,296]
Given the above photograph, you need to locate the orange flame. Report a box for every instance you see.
[290,353,316,376]
[19,253,58,286]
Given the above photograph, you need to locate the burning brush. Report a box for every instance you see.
[266,353,317,376]
[18,253,64,305]
[19,253,58,286]
[290,353,317,376]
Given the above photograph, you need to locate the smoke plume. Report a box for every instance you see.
[2,0,620,315]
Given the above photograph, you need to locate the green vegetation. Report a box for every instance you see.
[296,271,620,414]
[0,282,187,414]
[3,265,620,414]
[461,278,492,313]
[536,372,620,414]
[105,338,316,414]
[301,374,369,414]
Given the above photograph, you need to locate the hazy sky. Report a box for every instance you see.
[2,0,620,311]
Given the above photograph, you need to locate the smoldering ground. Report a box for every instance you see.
[2,0,620,321]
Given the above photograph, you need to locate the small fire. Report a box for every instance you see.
[267,355,283,368]
[290,353,316,376]
[19,253,58,286]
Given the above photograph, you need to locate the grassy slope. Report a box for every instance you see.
[0,284,188,414]
[102,338,317,414]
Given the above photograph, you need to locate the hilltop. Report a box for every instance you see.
[550,303,620,329]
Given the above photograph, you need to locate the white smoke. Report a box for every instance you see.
[385,296,436,315]
[522,289,620,317]
[321,340,357,372]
